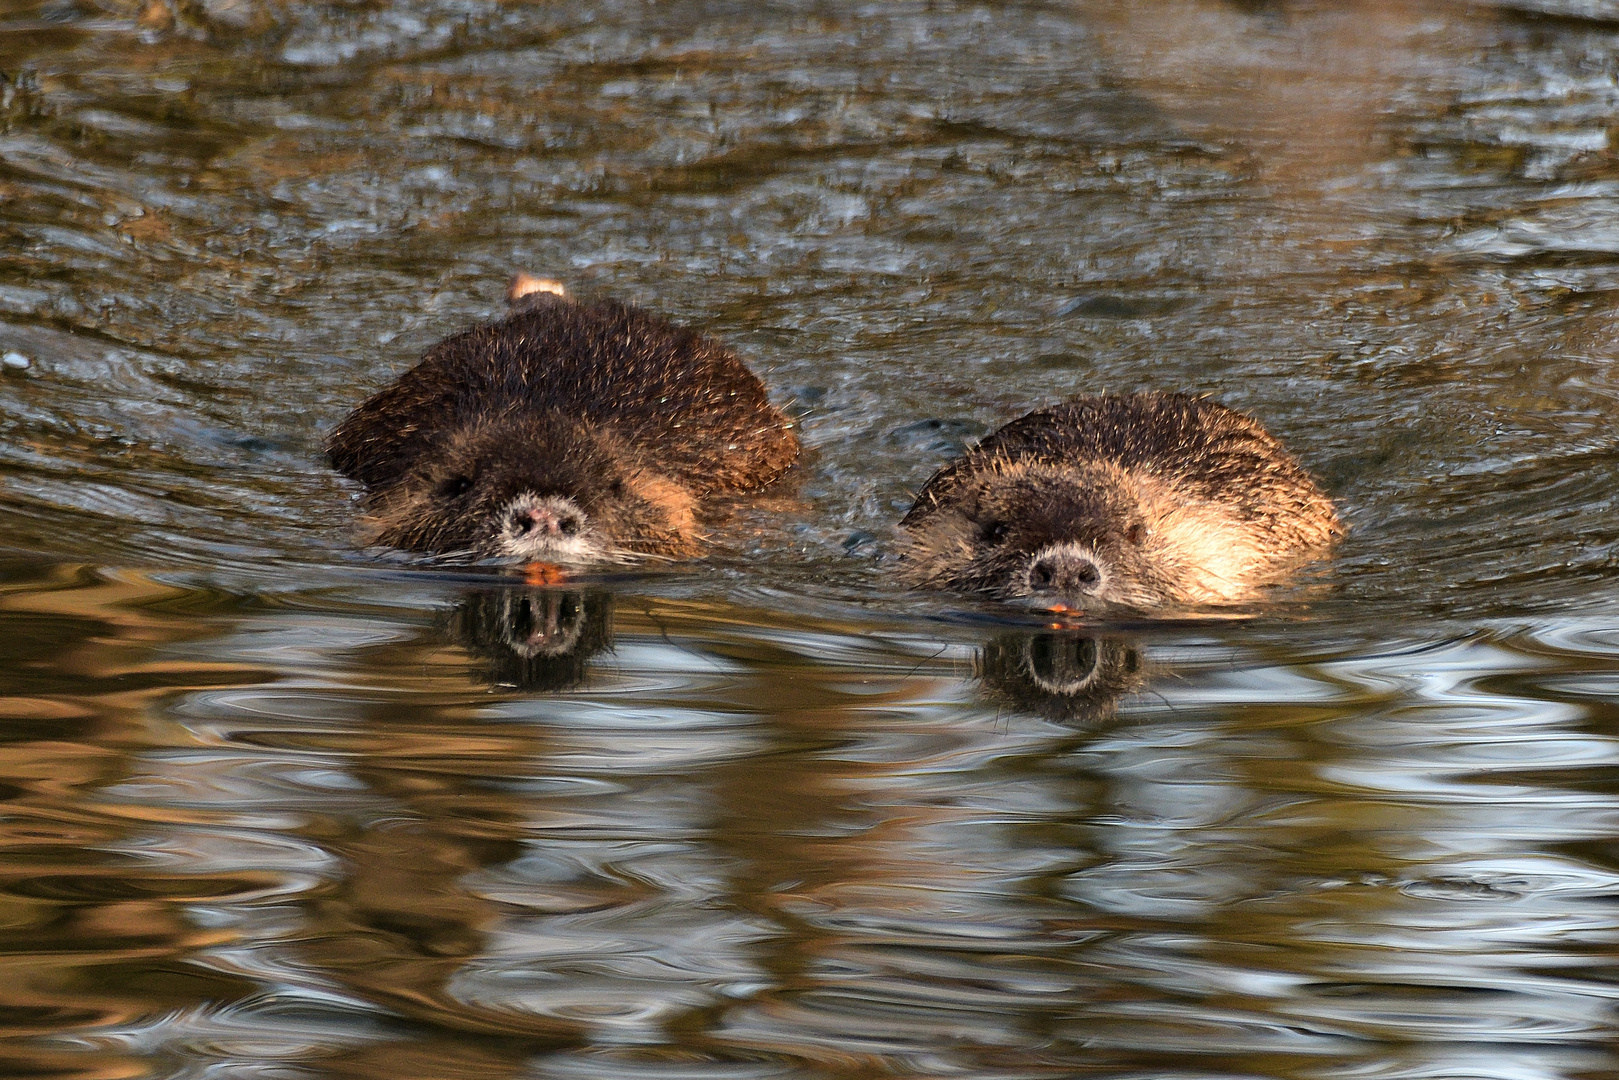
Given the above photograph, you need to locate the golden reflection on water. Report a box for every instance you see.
[0,564,1613,1077]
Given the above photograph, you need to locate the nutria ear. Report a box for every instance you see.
[507,273,568,304]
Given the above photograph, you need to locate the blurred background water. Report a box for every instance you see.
[4,0,1619,1076]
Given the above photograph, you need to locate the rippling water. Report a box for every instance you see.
[5,1,1619,1076]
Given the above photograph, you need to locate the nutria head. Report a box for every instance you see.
[899,394,1341,613]
[359,411,696,563]
[901,458,1234,610]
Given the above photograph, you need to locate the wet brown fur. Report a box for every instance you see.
[326,291,799,560]
[900,392,1340,610]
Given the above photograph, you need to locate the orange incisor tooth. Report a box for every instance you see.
[524,562,569,586]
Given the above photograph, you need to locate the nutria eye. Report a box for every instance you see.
[607,478,625,498]
[980,521,1010,545]
[440,475,474,498]
[1126,523,1149,546]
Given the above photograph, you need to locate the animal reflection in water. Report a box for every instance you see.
[976,632,1146,723]
[450,587,612,689]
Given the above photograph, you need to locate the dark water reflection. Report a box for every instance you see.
[7,0,1619,1076]
[451,589,614,690]
[2,560,1619,1078]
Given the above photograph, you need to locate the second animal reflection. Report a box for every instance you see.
[448,585,1146,724]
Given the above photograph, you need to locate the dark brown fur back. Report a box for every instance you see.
[903,393,1331,543]
[326,294,799,496]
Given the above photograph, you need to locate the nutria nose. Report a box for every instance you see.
[510,504,583,538]
[1028,549,1103,594]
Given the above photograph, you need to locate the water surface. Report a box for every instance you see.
[4,1,1619,1076]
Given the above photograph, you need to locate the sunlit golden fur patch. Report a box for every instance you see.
[625,470,698,546]
[1127,481,1276,604]
[506,272,567,302]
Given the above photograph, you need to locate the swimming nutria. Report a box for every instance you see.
[326,276,800,562]
[899,392,1340,611]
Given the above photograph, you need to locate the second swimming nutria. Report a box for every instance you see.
[326,275,800,563]
[899,392,1340,611]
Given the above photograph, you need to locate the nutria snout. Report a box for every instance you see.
[325,279,799,562]
[1027,544,1104,595]
[899,392,1341,612]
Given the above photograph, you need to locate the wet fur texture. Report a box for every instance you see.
[900,392,1341,611]
[326,293,799,561]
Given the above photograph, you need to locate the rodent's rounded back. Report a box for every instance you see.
[326,294,799,496]
[905,393,1315,525]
